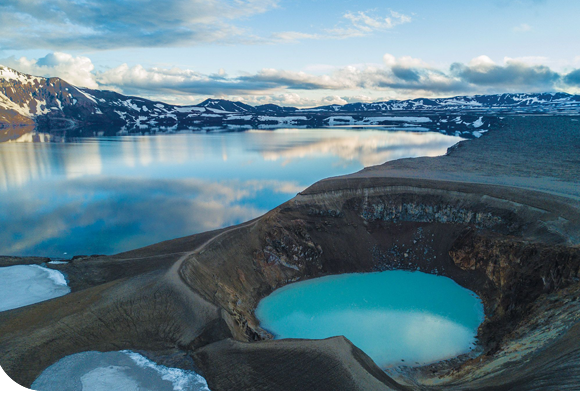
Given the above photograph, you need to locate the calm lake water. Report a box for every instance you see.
[256,270,484,368]
[0,129,461,257]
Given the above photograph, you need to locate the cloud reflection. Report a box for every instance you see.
[0,140,102,190]
[0,126,53,143]
[0,177,286,256]
[0,128,461,256]
[257,130,463,167]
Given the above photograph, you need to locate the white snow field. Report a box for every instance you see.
[0,264,70,312]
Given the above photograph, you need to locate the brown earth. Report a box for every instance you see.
[1,116,579,390]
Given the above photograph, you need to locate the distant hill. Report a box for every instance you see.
[2,65,579,138]
[305,92,580,112]
[255,103,299,113]
[196,98,256,113]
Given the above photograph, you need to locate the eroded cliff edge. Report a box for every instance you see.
[1,116,579,390]
[179,116,580,390]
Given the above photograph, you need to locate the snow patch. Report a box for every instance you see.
[0,66,38,85]
[0,264,70,311]
[175,106,205,113]
[37,265,68,286]
[32,351,210,391]
[0,92,32,116]
[76,88,99,104]
[362,116,432,124]
[258,116,307,123]
[206,107,233,114]
[225,114,253,121]
[472,117,484,128]
[121,351,209,391]
[121,100,141,112]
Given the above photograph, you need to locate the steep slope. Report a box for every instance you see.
[0,66,181,130]
[0,66,90,127]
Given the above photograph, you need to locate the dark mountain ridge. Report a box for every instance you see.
[309,92,580,112]
[1,65,579,138]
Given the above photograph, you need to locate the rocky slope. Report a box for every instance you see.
[1,116,580,390]
[4,65,580,139]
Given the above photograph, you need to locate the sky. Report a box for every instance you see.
[0,0,579,106]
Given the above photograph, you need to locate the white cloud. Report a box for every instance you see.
[467,55,497,70]
[343,10,412,31]
[271,31,321,42]
[259,131,461,168]
[273,9,412,43]
[97,63,277,96]
[320,95,348,105]
[99,64,206,89]
[303,64,341,73]
[229,93,345,108]
[326,10,412,39]
[5,51,580,106]
[0,52,98,88]
[0,0,279,50]
[383,54,429,69]
[451,55,560,92]
[503,56,549,65]
[513,23,532,32]
[341,95,375,103]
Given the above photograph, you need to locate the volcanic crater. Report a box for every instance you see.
[1,116,580,390]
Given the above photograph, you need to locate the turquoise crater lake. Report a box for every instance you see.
[256,270,485,368]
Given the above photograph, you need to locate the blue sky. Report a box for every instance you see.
[1,0,579,106]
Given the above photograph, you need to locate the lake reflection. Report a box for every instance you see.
[0,129,462,257]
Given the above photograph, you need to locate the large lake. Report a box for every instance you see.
[0,129,461,257]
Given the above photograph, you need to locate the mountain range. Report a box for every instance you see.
[2,65,579,138]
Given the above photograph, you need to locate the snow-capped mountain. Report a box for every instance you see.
[0,66,309,133]
[1,65,578,139]
[196,98,256,113]
[0,65,187,130]
[191,99,299,114]
[305,92,580,113]
[255,104,299,113]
